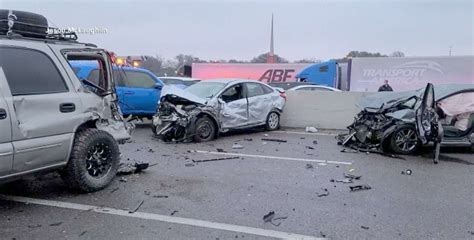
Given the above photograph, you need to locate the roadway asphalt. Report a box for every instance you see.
[1,127,473,240]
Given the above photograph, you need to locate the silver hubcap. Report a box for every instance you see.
[395,129,418,152]
[268,113,279,129]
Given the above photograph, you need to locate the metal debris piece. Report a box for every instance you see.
[300,137,306,140]
[110,187,120,193]
[119,177,127,182]
[344,173,362,180]
[170,210,179,216]
[129,200,145,213]
[153,195,169,198]
[305,126,318,133]
[312,140,318,144]
[305,163,314,169]
[361,226,370,230]
[401,169,413,175]
[148,148,155,153]
[264,133,269,137]
[232,143,244,149]
[263,211,287,226]
[49,222,63,226]
[316,188,329,197]
[117,162,150,175]
[306,146,315,150]
[79,231,87,237]
[261,138,287,143]
[216,148,226,152]
[349,184,372,192]
[185,163,195,167]
[331,178,353,183]
[193,156,240,163]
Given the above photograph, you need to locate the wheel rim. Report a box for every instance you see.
[86,143,113,178]
[268,113,279,129]
[395,129,418,152]
[197,120,212,139]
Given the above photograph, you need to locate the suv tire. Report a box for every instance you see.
[61,129,120,192]
[0,10,48,38]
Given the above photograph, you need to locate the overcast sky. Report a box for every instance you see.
[2,0,473,61]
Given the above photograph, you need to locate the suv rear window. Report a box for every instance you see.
[0,47,68,95]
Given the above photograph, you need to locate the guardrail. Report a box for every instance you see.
[280,91,372,130]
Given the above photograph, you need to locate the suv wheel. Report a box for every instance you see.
[265,112,280,131]
[390,126,419,154]
[61,129,120,192]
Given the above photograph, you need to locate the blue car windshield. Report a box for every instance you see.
[186,82,226,99]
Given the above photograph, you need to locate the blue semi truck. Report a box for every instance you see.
[296,56,473,92]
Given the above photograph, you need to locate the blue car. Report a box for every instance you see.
[70,62,163,117]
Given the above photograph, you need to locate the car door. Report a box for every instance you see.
[0,45,80,173]
[120,70,162,116]
[245,82,273,125]
[415,83,442,144]
[218,83,249,129]
[0,72,13,177]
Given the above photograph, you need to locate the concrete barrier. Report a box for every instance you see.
[280,91,372,130]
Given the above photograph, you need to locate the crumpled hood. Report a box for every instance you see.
[160,85,207,105]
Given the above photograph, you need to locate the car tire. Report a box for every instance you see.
[265,112,280,131]
[61,129,120,192]
[0,10,48,38]
[389,125,419,154]
[193,116,216,142]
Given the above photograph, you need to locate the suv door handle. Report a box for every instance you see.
[60,103,76,113]
[0,108,7,120]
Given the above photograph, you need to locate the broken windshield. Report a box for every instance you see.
[186,82,226,99]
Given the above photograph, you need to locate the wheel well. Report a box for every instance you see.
[196,113,219,137]
[75,120,97,133]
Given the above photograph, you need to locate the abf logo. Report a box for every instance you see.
[259,69,295,82]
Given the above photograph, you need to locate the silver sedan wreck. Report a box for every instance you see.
[152,79,286,142]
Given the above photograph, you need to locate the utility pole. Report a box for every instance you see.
[449,45,452,56]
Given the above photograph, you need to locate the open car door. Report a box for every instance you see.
[415,83,443,163]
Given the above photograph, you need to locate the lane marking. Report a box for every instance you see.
[0,194,324,240]
[195,150,352,165]
[273,131,339,136]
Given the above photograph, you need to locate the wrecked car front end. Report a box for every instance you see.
[152,86,218,142]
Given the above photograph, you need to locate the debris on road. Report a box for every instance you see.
[117,162,150,175]
[49,222,63,226]
[232,143,244,149]
[170,210,179,216]
[192,156,240,163]
[129,199,145,213]
[264,133,269,137]
[306,146,315,150]
[361,226,370,230]
[305,163,314,169]
[110,187,120,193]
[119,177,127,182]
[349,184,372,192]
[216,148,226,152]
[316,188,329,197]
[153,195,169,198]
[312,140,318,145]
[185,163,195,167]
[261,138,287,143]
[344,173,362,180]
[263,211,288,226]
[331,178,352,183]
[305,126,318,133]
[401,169,413,175]
[244,138,253,141]
[341,148,358,153]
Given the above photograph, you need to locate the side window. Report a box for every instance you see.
[221,84,244,103]
[113,70,127,87]
[124,71,156,88]
[262,84,274,94]
[87,69,101,85]
[319,65,328,72]
[246,83,266,97]
[0,47,68,95]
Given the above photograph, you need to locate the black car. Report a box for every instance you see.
[339,83,474,163]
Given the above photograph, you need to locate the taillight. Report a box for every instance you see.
[279,92,287,101]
